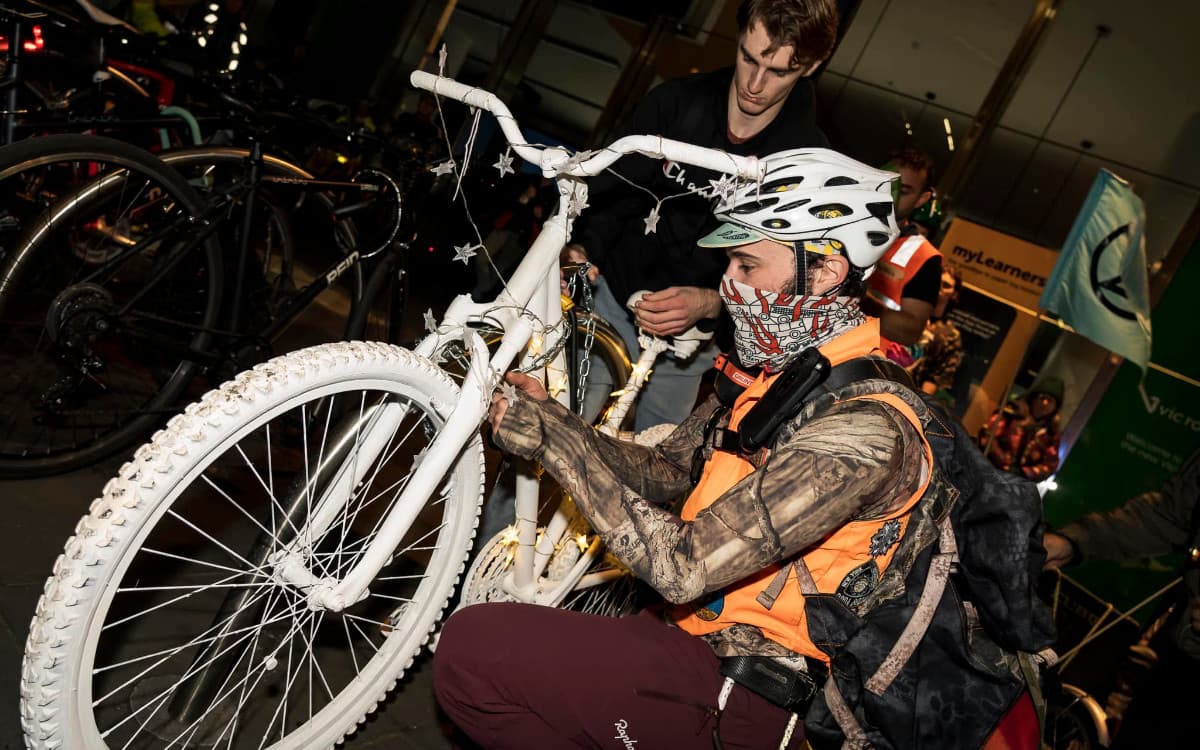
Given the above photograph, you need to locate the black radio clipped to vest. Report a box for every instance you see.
[693,348,833,482]
[736,348,831,453]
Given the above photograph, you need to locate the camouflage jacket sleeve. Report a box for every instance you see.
[494,394,717,505]
[494,393,923,604]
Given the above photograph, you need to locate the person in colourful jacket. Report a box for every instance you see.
[978,378,1063,481]
[433,149,1043,750]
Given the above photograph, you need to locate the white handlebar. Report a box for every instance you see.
[410,70,763,182]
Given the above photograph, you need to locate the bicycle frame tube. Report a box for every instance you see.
[284,186,574,610]
[286,72,764,612]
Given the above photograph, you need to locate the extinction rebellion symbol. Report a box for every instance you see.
[1088,223,1138,321]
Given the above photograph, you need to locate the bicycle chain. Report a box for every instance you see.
[568,264,597,416]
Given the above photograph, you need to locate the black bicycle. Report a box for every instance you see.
[0,131,405,477]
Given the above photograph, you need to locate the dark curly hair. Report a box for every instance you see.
[736,0,840,69]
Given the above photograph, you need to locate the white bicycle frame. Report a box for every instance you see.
[273,71,762,613]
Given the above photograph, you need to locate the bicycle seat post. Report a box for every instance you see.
[2,12,22,145]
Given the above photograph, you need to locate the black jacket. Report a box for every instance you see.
[574,66,827,308]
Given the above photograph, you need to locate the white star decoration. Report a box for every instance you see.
[431,159,455,176]
[423,308,437,333]
[643,204,662,235]
[452,243,479,264]
[500,381,520,404]
[567,188,589,219]
[494,148,515,177]
[708,174,738,204]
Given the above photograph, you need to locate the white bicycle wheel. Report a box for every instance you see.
[461,522,640,618]
[21,341,484,749]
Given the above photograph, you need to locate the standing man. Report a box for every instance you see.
[568,0,840,431]
[864,147,945,349]
[1043,449,1200,748]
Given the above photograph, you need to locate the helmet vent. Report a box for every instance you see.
[811,204,852,219]
[867,231,892,247]
[760,178,803,193]
[764,218,792,229]
[824,176,858,187]
[730,197,779,214]
[773,198,811,213]
[866,201,894,222]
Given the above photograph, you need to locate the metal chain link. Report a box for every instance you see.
[566,263,597,416]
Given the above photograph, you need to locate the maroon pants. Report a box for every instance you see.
[433,603,804,749]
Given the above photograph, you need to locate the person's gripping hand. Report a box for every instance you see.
[633,286,721,336]
[1042,532,1076,569]
[560,243,600,292]
[488,371,549,433]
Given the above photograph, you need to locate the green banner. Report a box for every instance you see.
[1044,238,1200,619]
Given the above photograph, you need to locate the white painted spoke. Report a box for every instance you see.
[115,581,277,594]
[94,589,291,677]
[159,602,311,750]
[139,547,274,579]
[93,585,288,706]
[102,566,273,632]
[342,616,361,676]
[347,617,382,653]
[165,508,261,571]
[100,597,307,738]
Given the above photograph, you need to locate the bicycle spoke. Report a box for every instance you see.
[94,583,286,706]
[165,508,263,570]
[102,564,273,632]
[100,597,306,738]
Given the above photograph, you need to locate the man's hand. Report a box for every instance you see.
[488,371,548,433]
[561,243,599,292]
[633,286,721,336]
[1042,531,1076,569]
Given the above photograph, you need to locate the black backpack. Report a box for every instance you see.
[796,358,1056,749]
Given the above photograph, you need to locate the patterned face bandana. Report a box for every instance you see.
[719,274,865,371]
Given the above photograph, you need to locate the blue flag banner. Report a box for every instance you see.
[1039,169,1152,370]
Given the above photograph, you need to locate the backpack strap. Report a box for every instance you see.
[822,356,916,394]
[864,515,957,696]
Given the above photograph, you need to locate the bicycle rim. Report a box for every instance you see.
[21,342,483,748]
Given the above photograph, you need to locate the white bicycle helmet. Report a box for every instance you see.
[698,148,900,271]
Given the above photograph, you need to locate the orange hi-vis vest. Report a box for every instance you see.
[672,320,935,665]
[869,233,942,350]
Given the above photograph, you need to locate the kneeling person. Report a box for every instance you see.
[434,149,1042,750]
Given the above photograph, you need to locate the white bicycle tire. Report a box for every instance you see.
[21,341,484,749]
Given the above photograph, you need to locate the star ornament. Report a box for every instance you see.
[566,188,589,220]
[431,159,456,176]
[500,381,521,404]
[708,174,738,204]
[423,308,438,333]
[452,243,479,265]
[494,148,515,177]
[643,204,662,235]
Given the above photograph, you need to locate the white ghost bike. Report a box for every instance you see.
[20,71,760,749]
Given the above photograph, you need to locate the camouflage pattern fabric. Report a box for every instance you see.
[493,384,925,656]
[910,318,963,392]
